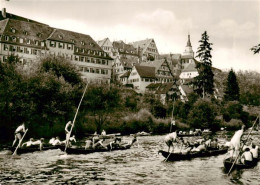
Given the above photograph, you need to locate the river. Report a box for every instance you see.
[1,135,260,184]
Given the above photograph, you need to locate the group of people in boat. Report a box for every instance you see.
[12,121,138,151]
[225,125,259,165]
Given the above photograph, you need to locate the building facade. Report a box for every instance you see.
[0,17,112,83]
[132,39,159,61]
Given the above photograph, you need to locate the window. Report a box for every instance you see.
[35,40,39,46]
[85,67,90,72]
[96,69,100,74]
[58,42,64,48]
[37,33,42,38]
[58,35,63,39]
[23,30,28,35]
[11,28,16,33]
[4,44,8,51]
[90,68,95,73]
[19,38,24,44]
[87,58,91,63]
[67,44,72,50]
[50,41,56,47]
[75,47,79,52]
[74,56,79,61]
[91,58,95,63]
[96,59,101,64]
[4,36,9,41]
[81,41,85,45]
[80,56,84,62]
[79,66,84,72]
[12,37,17,42]
[26,39,31,44]
[41,42,45,47]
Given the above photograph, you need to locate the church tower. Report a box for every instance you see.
[183,34,194,57]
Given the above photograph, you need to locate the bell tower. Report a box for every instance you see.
[183,34,194,57]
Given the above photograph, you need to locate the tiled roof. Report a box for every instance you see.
[97,38,108,47]
[156,82,175,94]
[0,18,53,41]
[180,85,193,95]
[132,38,153,51]
[120,71,131,78]
[182,63,197,72]
[135,65,156,78]
[0,10,46,25]
[146,83,161,89]
[47,28,103,51]
[181,55,194,59]
[113,41,138,56]
[120,57,139,68]
[140,59,165,71]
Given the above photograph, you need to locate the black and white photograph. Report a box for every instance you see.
[0,0,260,184]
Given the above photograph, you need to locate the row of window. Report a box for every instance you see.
[129,78,155,83]
[49,41,73,50]
[147,48,157,53]
[4,35,45,47]
[78,66,109,75]
[3,44,42,55]
[74,55,109,65]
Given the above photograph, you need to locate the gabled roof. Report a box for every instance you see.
[47,28,103,51]
[113,41,138,56]
[120,57,139,68]
[159,54,181,65]
[139,59,166,71]
[146,82,177,94]
[0,18,53,41]
[120,71,131,78]
[180,85,193,96]
[0,10,46,25]
[182,63,197,72]
[132,38,153,50]
[97,37,112,47]
[135,65,156,78]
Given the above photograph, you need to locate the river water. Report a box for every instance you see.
[1,135,260,184]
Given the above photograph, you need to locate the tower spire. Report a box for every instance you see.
[186,34,192,47]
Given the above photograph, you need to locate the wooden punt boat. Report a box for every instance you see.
[159,147,228,161]
[9,145,60,155]
[223,157,259,171]
[60,144,132,155]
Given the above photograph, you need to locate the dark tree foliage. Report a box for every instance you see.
[224,69,240,101]
[251,44,260,54]
[187,99,217,130]
[83,84,121,133]
[39,56,82,85]
[194,31,214,97]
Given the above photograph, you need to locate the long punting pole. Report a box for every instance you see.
[65,83,88,152]
[227,115,259,175]
[12,129,28,156]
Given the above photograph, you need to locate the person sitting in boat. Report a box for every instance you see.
[250,144,258,161]
[241,148,253,165]
[109,137,122,150]
[52,137,62,146]
[189,130,194,135]
[85,138,93,149]
[22,138,34,147]
[191,141,206,153]
[178,131,183,135]
[62,135,77,147]
[229,125,245,158]
[49,137,55,145]
[12,123,26,147]
[209,139,219,149]
[93,138,107,149]
[101,130,106,136]
[32,138,44,150]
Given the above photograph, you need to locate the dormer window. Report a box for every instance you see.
[70,39,75,43]
[58,35,63,40]
[4,35,9,41]
[131,51,134,54]
[90,43,95,47]
[81,41,85,45]
[35,40,39,45]
[23,30,28,35]
[19,38,24,43]
[11,28,16,33]
[37,33,42,38]
[27,39,31,44]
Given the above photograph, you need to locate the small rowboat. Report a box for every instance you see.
[159,147,228,161]
[60,144,131,155]
[223,157,259,171]
[9,145,60,155]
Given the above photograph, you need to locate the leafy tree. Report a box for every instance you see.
[83,84,121,133]
[194,31,214,97]
[251,44,260,54]
[187,99,217,130]
[224,69,240,101]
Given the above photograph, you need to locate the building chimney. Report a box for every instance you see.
[2,8,6,18]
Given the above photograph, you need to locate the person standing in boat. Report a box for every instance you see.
[12,123,26,147]
[164,124,180,152]
[65,121,73,142]
[229,125,245,158]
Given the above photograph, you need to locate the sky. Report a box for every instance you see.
[1,0,260,72]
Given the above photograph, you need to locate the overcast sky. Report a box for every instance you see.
[2,0,260,72]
